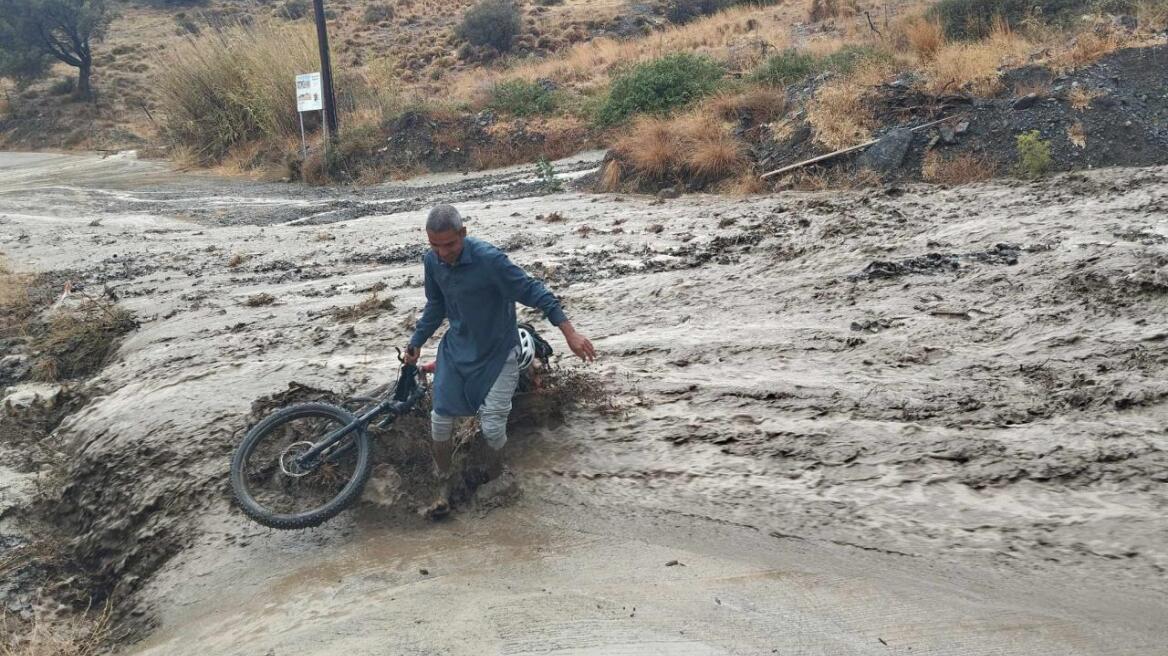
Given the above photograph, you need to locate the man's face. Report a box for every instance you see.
[427,227,466,265]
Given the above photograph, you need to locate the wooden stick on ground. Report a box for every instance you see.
[759,115,961,180]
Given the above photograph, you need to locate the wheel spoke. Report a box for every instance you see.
[238,411,362,518]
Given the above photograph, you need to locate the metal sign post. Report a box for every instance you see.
[295,72,324,158]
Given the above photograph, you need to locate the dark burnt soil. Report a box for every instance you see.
[753,45,1168,183]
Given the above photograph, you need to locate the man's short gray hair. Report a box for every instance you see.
[426,204,463,233]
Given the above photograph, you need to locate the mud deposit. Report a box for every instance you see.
[1,152,1166,654]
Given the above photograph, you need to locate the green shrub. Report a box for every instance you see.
[751,49,818,86]
[597,53,724,126]
[363,3,394,23]
[489,79,556,116]
[457,0,522,52]
[1014,130,1052,178]
[929,0,1093,38]
[536,157,562,191]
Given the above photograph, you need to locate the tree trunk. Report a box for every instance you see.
[76,57,92,101]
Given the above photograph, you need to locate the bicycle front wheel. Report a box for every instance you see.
[230,402,372,529]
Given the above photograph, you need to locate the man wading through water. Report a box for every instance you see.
[404,205,596,517]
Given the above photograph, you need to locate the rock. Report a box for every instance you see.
[0,355,31,386]
[656,187,681,201]
[856,128,914,174]
[954,120,970,135]
[938,125,958,145]
[2,383,64,418]
[1013,94,1040,110]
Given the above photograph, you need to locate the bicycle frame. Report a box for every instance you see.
[293,364,428,470]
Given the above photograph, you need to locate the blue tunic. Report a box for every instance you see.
[408,237,567,417]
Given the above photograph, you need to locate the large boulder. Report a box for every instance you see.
[857,128,914,174]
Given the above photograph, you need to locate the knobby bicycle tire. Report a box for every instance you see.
[230,402,372,529]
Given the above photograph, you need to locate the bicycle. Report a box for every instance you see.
[229,324,551,530]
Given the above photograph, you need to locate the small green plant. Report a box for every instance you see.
[489,79,556,116]
[597,53,724,126]
[457,0,522,52]
[751,49,817,86]
[1014,130,1052,178]
[536,157,562,192]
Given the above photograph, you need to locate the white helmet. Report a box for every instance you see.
[517,325,536,371]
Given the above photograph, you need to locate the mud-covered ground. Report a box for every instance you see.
[1,151,1166,654]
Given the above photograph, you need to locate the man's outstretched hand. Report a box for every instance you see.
[559,321,596,362]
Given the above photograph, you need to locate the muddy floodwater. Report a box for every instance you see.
[1,151,1166,654]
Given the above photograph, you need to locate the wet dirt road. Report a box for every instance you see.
[1,151,1166,654]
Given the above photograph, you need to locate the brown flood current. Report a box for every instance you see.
[0,151,1166,654]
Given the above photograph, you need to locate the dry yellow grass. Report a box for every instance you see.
[1068,121,1087,149]
[707,88,787,125]
[456,4,812,96]
[610,110,753,185]
[1068,85,1104,110]
[0,255,31,317]
[1049,28,1127,72]
[598,159,624,192]
[1138,0,1168,32]
[806,0,859,23]
[921,23,1029,96]
[1,602,113,656]
[896,16,946,60]
[613,116,682,180]
[806,76,876,149]
[921,151,997,184]
[683,122,748,179]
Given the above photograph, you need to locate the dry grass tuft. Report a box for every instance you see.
[598,160,624,192]
[806,76,875,149]
[243,293,276,307]
[1049,28,1126,72]
[330,292,396,323]
[922,23,1029,96]
[30,302,137,382]
[0,255,33,326]
[727,170,767,195]
[897,16,946,60]
[806,0,858,23]
[612,116,682,181]
[2,601,114,656]
[707,88,787,125]
[1068,121,1087,149]
[921,151,997,184]
[1138,0,1168,32]
[1068,85,1104,110]
[683,122,748,180]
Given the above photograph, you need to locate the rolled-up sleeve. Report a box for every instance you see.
[409,257,447,349]
[492,251,567,326]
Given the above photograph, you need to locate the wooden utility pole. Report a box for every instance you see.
[311,0,339,142]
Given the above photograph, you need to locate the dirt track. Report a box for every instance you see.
[1,151,1166,654]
